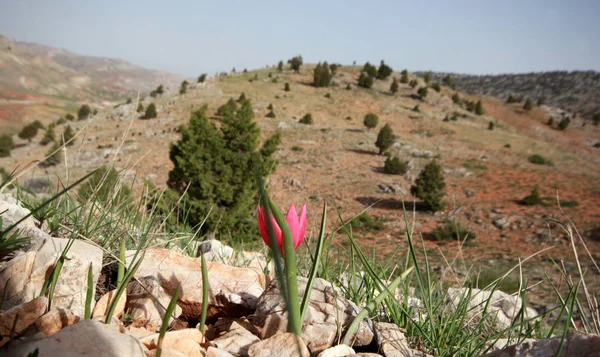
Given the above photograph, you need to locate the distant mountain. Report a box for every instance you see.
[0,34,185,132]
[419,71,600,120]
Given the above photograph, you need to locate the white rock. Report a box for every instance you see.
[318,344,355,357]
[126,276,182,328]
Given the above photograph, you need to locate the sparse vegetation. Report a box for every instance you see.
[291,146,303,152]
[299,113,313,125]
[313,62,333,87]
[277,60,283,72]
[409,79,418,88]
[266,110,276,118]
[520,186,543,206]
[358,72,374,89]
[197,74,207,83]
[62,125,75,146]
[400,70,409,84]
[528,154,553,166]
[417,87,428,99]
[412,105,420,112]
[289,55,303,73]
[137,103,144,113]
[442,75,456,89]
[284,82,291,91]
[488,121,495,130]
[142,103,158,119]
[558,117,571,130]
[433,220,476,241]
[65,113,74,121]
[0,134,14,157]
[217,98,238,116]
[430,82,441,92]
[411,160,446,212]
[390,78,399,94]
[363,113,379,130]
[452,93,461,105]
[475,100,484,115]
[40,141,61,167]
[375,124,395,155]
[179,80,189,95]
[383,155,408,175]
[523,98,533,111]
[18,123,39,143]
[78,104,92,120]
[424,71,432,84]
[40,124,56,145]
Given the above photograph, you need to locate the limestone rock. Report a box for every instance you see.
[0,194,36,228]
[35,306,80,337]
[139,328,204,350]
[198,239,235,262]
[126,276,182,327]
[206,346,236,357]
[375,322,431,357]
[0,238,102,317]
[4,319,145,357]
[128,248,269,320]
[0,297,48,347]
[92,288,127,319]
[253,277,374,354]
[247,332,310,357]
[212,320,260,356]
[478,332,600,357]
[318,344,356,357]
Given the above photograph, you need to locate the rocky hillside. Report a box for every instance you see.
[0,34,184,133]
[421,71,600,120]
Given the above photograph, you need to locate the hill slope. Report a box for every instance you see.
[421,71,600,120]
[0,34,184,133]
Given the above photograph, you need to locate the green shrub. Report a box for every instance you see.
[390,78,399,94]
[291,146,303,152]
[137,103,144,113]
[504,143,511,148]
[377,60,393,80]
[363,113,379,130]
[40,141,61,167]
[78,166,132,206]
[383,156,408,175]
[18,123,38,143]
[488,121,495,130]
[65,113,75,121]
[400,70,409,84]
[358,72,374,88]
[179,80,189,95]
[78,104,92,120]
[266,110,276,118]
[277,60,284,72]
[413,105,421,113]
[433,220,476,241]
[558,117,571,130]
[594,142,600,148]
[197,73,207,83]
[62,125,75,146]
[375,124,395,154]
[547,117,554,126]
[350,212,385,232]
[32,120,44,130]
[56,118,66,125]
[442,75,456,89]
[284,82,290,91]
[126,98,132,104]
[523,98,533,111]
[593,113,600,126]
[142,103,157,119]
[423,71,432,84]
[409,79,418,88]
[430,82,441,92]
[506,95,519,103]
[156,84,164,95]
[299,113,313,125]
[313,62,333,87]
[237,92,247,103]
[345,116,352,120]
[0,134,14,157]
[165,102,280,240]
[346,83,352,90]
[528,154,553,166]
[289,55,303,73]
[452,93,461,105]
[362,62,378,78]
[217,98,238,116]
[267,103,273,110]
[520,186,543,206]
[40,125,56,146]
[324,93,331,99]
[411,160,446,212]
[417,87,428,98]
[475,100,484,115]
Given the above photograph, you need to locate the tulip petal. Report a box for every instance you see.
[295,203,307,249]
[257,205,282,248]
[286,203,299,249]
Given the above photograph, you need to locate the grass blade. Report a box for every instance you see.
[104,251,145,323]
[198,252,209,333]
[156,286,180,357]
[84,262,93,319]
[300,200,327,321]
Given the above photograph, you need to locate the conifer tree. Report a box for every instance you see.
[40,124,56,146]
[179,80,189,95]
[363,113,379,130]
[18,123,38,143]
[41,141,62,167]
[78,104,91,120]
[390,78,399,94]
[197,74,207,83]
[289,56,303,73]
[358,72,374,88]
[62,125,75,146]
[411,160,446,211]
[277,60,284,72]
[377,60,393,80]
[523,98,533,111]
[375,124,395,154]
[0,134,14,157]
[400,70,409,84]
[475,100,484,115]
[313,62,332,87]
[424,71,432,84]
[143,103,158,119]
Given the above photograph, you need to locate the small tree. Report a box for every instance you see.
[417,87,428,98]
[400,70,409,84]
[197,74,207,83]
[313,62,332,88]
[62,125,75,146]
[390,78,399,94]
[506,95,517,103]
[452,93,461,105]
[442,75,455,89]
[41,142,61,167]
[383,155,408,175]
[277,60,284,72]
[430,82,441,92]
[78,104,91,120]
[346,83,352,90]
[523,98,533,111]
[156,84,164,95]
[547,117,554,126]
[362,62,378,78]
[593,113,600,126]
[18,123,38,143]
[363,113,379,130]
[329,63,339,73]
[289,56,303,73]
[137,103,145,113]
[32,120,44,130]
[0,134,14,157]
[377,60,393,80]
[266,110,276,118]
[424,71,432,84]
[488,121,495,130]
[179,80,189,95]
[40,124,56,145]
[411,160,446,211]
[358,72,374,88]
[237,92,247,103]
[299,113,313,125]
[65,113,75,121]
[126,98,132,104]
[475,100,484,115]
[143,103,157,119]
[150,90,158,98]
[284,82,291,91]
[558,117,571,131]
[409,79,418,88]
[218,98,238,116]
[375,124,395,154]
[520,186,542,206]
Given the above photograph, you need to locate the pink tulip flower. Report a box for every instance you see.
[257,203,307,253]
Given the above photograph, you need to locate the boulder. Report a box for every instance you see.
[4,319,145,357]
[35,306,80,337]
[0,297,48,347]
[247,332,310,357]
[478,332,600,357]
[0,238,103,317]
[126,276,182,328]
[375,322,431,357]
[128,248,269,320]
[253,277,374,354]
[198,239,235,262]
[212,320,260,356]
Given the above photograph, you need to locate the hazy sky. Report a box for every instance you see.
[1,0,598,77]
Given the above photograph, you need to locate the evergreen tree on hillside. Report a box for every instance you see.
[417,87,428,98]
[358,72,374,88]
[442,75,456,89]
[143,103,158,119]
[375,124,395,154]
[166,102,280,239]
[156,84,164,95]
[41,142,61,167]
[362,62,378,78]
[363,113,379,130]
[475,100,484,115]
[390,78,399,94]
[430,82,441,92]
[377,60,393,80]
[424,72,432,84]
[0,134,14,158]
[523,98,533,111]
[78,104,91,120]
[197,74,207,83]
[18,123,38,143]
[313,62,333,88]
[289,56,303,73]
[558,117,571,130]
[179,80,189,95]
[277,60,284,72]
[40,124,56,146]
[411,160,446,212]
[62,125,75,146]
[400,70,409,84]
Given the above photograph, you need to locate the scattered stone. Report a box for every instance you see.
[206,346,236,357]
[198,239,235,262]
[0,297,48,347]
[479,332,600,357]
[464,188,476,198]
[139,328,204,351]
[375,322,431,357]
[92,288,127,319]
[253,277,374,354]
[4,319,145,357]
[247,332,310,357]
[127,275,183,328]
[212,320,260,356]
[378,183,405,194]
[493,217,512,230]
[318,344,355,357]
[128,248,269,320]
[0,194,36,228]
[410,149,438,158]
[35,306,80,337]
